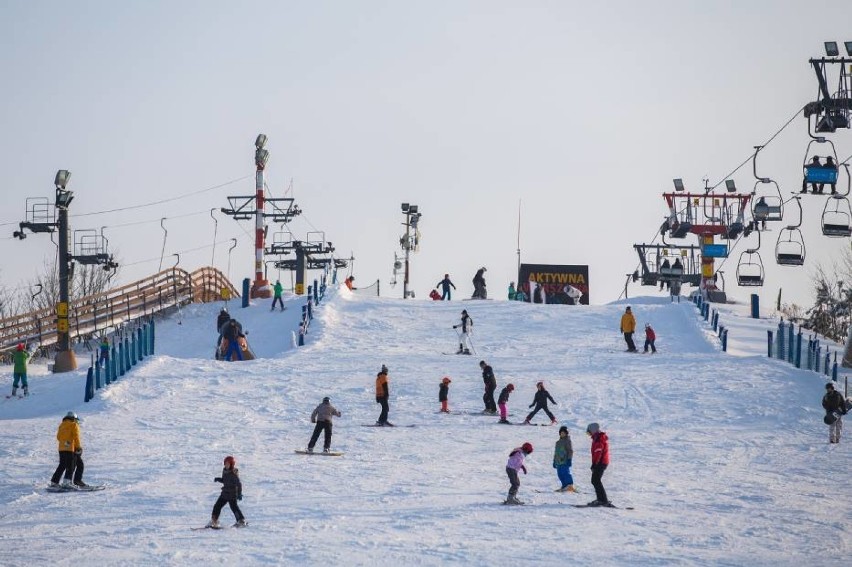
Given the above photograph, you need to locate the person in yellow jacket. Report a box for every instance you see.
[620,306,638,352]
[50,411,89,487]
[375,364,391,426]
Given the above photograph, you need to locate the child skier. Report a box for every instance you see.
[98,337,110,368]
[524,381,558,425]
[643,323,657,353]
[553,426,576,492]
[439,377,452,413]
[207,455,247,528]
[11,343,30,397]
[307,397,341,453]
[505,442,533,505]
[586,422,612,507]
[497,383,514,423]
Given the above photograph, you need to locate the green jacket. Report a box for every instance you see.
[13,350,30,374]
[553,435,573,466]
[273,282,283,297]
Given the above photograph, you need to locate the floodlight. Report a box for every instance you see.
[56,189,74,208]
[845,42,852,56]
[54,170,71,189]
[409,205,418,214]
[401,203,409,212]
[255,134,267,149]
[725,180,737,193]
[255,148,269,167]
[673,178,685,192]
[825,41,839,57]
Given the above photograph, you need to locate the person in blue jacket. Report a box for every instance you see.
[436,274,456,300]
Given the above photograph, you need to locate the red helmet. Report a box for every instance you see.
[521,442,533,453]
[507,384,515,391]
[16,343,25,351]
[442,376,452,384]
[223,456,236,468]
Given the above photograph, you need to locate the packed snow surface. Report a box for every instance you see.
[1,288,850,566]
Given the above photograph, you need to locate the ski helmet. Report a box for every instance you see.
[223,456,236,467]
[558,425,569,435]
[586,422,600,435]
[442,377,451,384]
[826,383,835,390]
[322,397,330,403]
[16,343,25,351]
[65,411,78,421]
[521,442,533,454]
[507,383,514,391]
[381,364,388,374]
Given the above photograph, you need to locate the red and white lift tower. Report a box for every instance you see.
[661,178,751,303]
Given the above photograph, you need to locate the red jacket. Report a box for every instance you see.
[590,431,610,465]
[645,326,656,340]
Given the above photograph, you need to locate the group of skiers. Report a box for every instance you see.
[619,306,656,354]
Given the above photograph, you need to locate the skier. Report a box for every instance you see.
[823,382,847,443]
[507,282,516,300]
[98,337,110,369]
[436,273,456,300]
[553,425,576,492]
[620,306,637,352]
[375,365,391,426]
[11,343,30,397]
[524,381,558,425]
[472,267,487,299]
[216,308,230,333]
[480,360,497,414]
[643,323,657,353]
[439,377,452,413]
[50,411,89,488]
[271,280,284,311]
[586,422,612,507]
[307,397,341,453]
[504,442,533,505]
[497,383,514,423]
[453,309,473,355]
[207,455,247,528]
[221,319,244,361]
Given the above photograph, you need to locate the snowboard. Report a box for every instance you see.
[501,500,525,505]
[572,503,633,510]
[442,352,474,356]
[46,484,105,493]
[294,450,344,457]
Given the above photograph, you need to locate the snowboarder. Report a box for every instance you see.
[497,383,514,423]
[436,274,456,300]
[586,422,612,507]
[553,425,576,492]
[375,365,391,426]
[11,343,30,397]
[98,337,110,369]
[823,382,846,443]
[453,309,473,355]
[524,381,557,425]
[207,455,246,528]
[307,397,341,453]
[643,323,657,354]
[50,411,89,488]
[507,282,516,300]
[472,267,487,299]
[271,280,284,311]
[620,306,637,352]
[505,442,533,505]
[345,276,356,291]
[216,308,230,333]
[439,377,452,413]
[480,360,497,414]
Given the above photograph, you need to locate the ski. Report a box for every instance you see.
[360,424,416,428]
[572,503,633,510]
[501,500,525,505]
[515,422,556,426]
[191,525,225,531]
[294,450,344,457]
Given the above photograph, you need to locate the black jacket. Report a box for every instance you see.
[437,278,456,291]
[481,365,496,391]
[473,269,486,287]
[498,386,512,404]
[216,311,230,332]
[215,467,242,499]
[823,390,846,413]
[439,383,449,402]
[530,389,556,408]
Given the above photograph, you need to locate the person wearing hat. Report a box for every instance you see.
[271,280,285,312]
[453,310,473,355]
[436,273,456,301]
[11,343,30,398]
[50,412,88,488]
[472,267,487,299]
[524,381,558,425]
[620,306,637,352]
[497,383,515,423]
[822,382,847,443]
[439,377,452,413]
[643,323,657,354]
[504,442,534,505]
[586,422,612,507]
[375,366,391,426]
[553,426,576,492]
[507,282,516,300]
[307,396,342,453]
[479,360,498,414]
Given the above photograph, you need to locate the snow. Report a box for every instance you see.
[1,288,851,566]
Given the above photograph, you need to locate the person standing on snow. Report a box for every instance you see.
[620,306,637,352]
[453,309,473,355]
[436,274,456,300]
[11,343,30,397]
[524,381,558,425]
[50,411,89,488]
[823,382,847,443]
[553,426,576,492]
[497,383,515,423]
[98,337,110,369]
[207,455,246,528]
[271,280,284,311]
[217,308,230,333]
[222,319,244,361]
[439,377,452,413]
[307,397,342,453]
[345,276,356,291]
[586,422,612,507]
[643,323,657,354]
[504,442,533,505]
[480,360,498,414]
[507,282,516,300]
[472,267,487,299]
[375,365,391,426]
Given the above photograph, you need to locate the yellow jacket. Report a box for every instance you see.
[620,311,636,333]
[375,372,388,399]
[56,419,81,452]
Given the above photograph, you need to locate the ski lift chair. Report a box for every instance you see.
[775,228,806,266]
[736,250,765,286]
[821,196,852,237]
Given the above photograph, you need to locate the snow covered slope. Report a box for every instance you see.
[1,289,850,566]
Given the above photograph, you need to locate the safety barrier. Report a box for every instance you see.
[84,318,156,402]
[692,295,729,352]
[766,319,842,382]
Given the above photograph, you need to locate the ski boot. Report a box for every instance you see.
[550,418,558,425]
[463,349,471,355]
[523,419,531,425]
[74,481,89,488]
[586,500,602,507]
[233,519,248,528]
[322,448,330,453]
[206,517,220,528]
[22,387,28,396]
[306,447,314,453]
[505,494,523,505]
[498,419,511,424]
[10,387,16,397]
[456,344,464,354]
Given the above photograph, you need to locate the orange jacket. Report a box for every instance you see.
[620,311,636,333]
[375,372,389,399]
[56,418,81,452]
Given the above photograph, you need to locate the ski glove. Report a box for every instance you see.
[452,325,458,329]
[521,466,527,475]
[214,477,223,483]
[74,448,82,455]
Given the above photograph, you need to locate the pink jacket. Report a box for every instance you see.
[506,449,526,471]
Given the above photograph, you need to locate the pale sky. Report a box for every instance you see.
[2,1,851,308]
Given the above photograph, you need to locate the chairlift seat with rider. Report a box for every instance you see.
[804,164,839,184]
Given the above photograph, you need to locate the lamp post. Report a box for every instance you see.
[400,203,421,299]
[54,170,77,372]
[250,134,272,299]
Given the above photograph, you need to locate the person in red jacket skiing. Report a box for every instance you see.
[586,422,612,507]
[643,323,657,354]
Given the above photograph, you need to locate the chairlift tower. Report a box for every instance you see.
[267,231,343,293]
[661,178,751,302]
[400,203,422,299]
[219,134,302,299]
